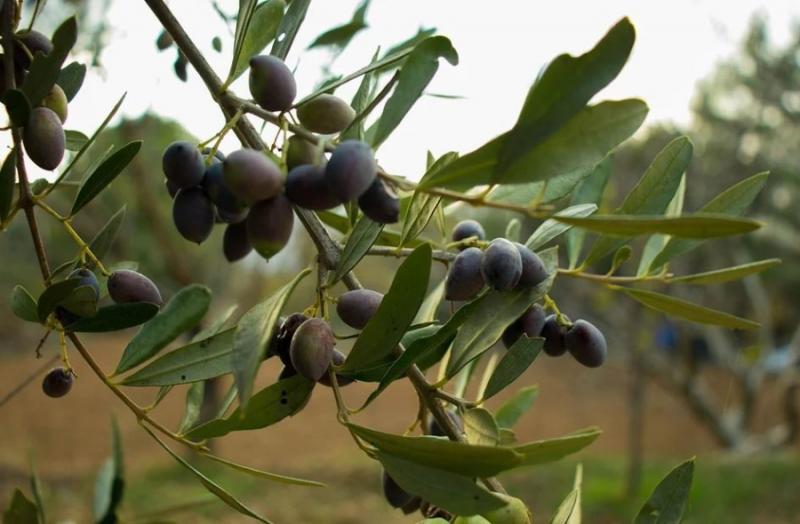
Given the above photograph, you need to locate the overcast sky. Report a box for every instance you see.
[5,0,799,181]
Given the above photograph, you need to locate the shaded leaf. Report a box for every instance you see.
[307,0,369,52]
[419,99,647,191]
[185,375,315,440]
[64,129,88,151]
[21,17,77,106]
[635,459,695,524]
[10,285,38,323]
[230,0,286,80]
[59,285,98,318]
[68,302,159,333]
[270,0,310,60]
[56,61,86,101]
[115,285,211,374]
[496,18,635,179]
[233,269,310,409]
[348,423,523,477]
[2,89,30,127]
[482,336,542,400]
[93,417,124,524]
[376,451,505,517]
[341,244,431,372]
[495,385,539,428]
[0,149,15,220]
[2,489,38,524]
[71,141,142,215]
[328,215,383,285]
[612,286,759,329]
[178,382,205,434]
[566,156,613,268]
[371,36,458,149]
[37,278,81,321]
[84,206,126,270]
[316,210,423,247]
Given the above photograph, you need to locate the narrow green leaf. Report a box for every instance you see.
[651,172,769,269]
[583,136,693,266]
[552,490,580,524]
[200,453,325,487]
[229,0,286,81]
[341,244,431,372]
[294,45,415,107]
[371,36,458,149]
[482,337,543,400]
[514,427,601,467]
[140,425,272,523]
[419,99,647,191]
[0,150,15,220]
[270,0,310,60]
[10,285,38,323]
[37,278,81,321]
[121,329,235,386]
[21,17,78,106]
[495,385,539,428]
[348,423,523,477]
[233,269,310,409]
[56,61,86,101]
[635,459,695,524]
[2,89,31,127]
[380,27,437,68]
[567,156,612,268]
[496,18,635,179]
[376,451,506,517]
[115,285,211,374]
[341,48,379,142]
[2,489,38,524]
[59,285,98,318]
[71,141,142,215]
[526,203,597,251]
[669,259,781,285]
[67,302,159,333]
[400,193,441,247]
[556,214,761,238]
[93,417,124,524]
[28,462,46,524]
[328,215,383,285]
[307,0,369,52]
[505,218,521,243]
[612,286,760,329]
[83,206,126,270]
[316,210,423,247]
[463,408,500,446]
[482,164,595,209]
[178,382,205,434]
[185,374,314,440]
[64,129,88,151]
[446,247,557,377]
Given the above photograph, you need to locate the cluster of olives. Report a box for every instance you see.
[162,55,400,262]
[44,267,162,398]
[0,30,69,171]
[447,219,608,368]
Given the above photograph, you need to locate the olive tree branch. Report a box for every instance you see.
[143,0,507,494]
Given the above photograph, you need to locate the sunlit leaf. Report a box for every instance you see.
[514,427,601,467]
[556,214,760,238]
[669,259,781,285]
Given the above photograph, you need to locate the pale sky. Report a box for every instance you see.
[5,0,799,182]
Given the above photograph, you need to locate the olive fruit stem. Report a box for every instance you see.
[198,107,243,163]
[36,200,111,276]
[68,332,209,452]
[57,329,74,372]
